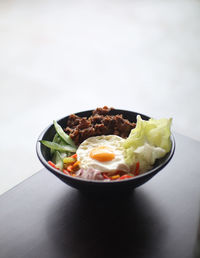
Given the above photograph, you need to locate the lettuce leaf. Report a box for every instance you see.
[123,115,172,170]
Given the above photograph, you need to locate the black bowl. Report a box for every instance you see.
[36,109,175,193]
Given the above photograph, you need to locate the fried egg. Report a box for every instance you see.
[76,135,130,174]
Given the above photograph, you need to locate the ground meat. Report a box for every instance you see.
[92,106,113,116]
[65,106,136,145]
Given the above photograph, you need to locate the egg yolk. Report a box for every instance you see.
[90,146,115,162]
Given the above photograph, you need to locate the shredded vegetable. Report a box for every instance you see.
[53,120,76,148]
[40,140,76,153]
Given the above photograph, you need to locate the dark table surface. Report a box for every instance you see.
[0,133,200,258]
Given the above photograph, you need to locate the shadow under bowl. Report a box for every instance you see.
[36,109,175,193]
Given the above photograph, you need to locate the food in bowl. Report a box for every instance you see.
[40,107,172,181]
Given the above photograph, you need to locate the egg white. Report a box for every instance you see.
[76,135,130,174]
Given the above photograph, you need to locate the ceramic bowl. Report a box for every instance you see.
[36,109,175,193]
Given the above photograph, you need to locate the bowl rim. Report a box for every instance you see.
[36,109,175,184]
